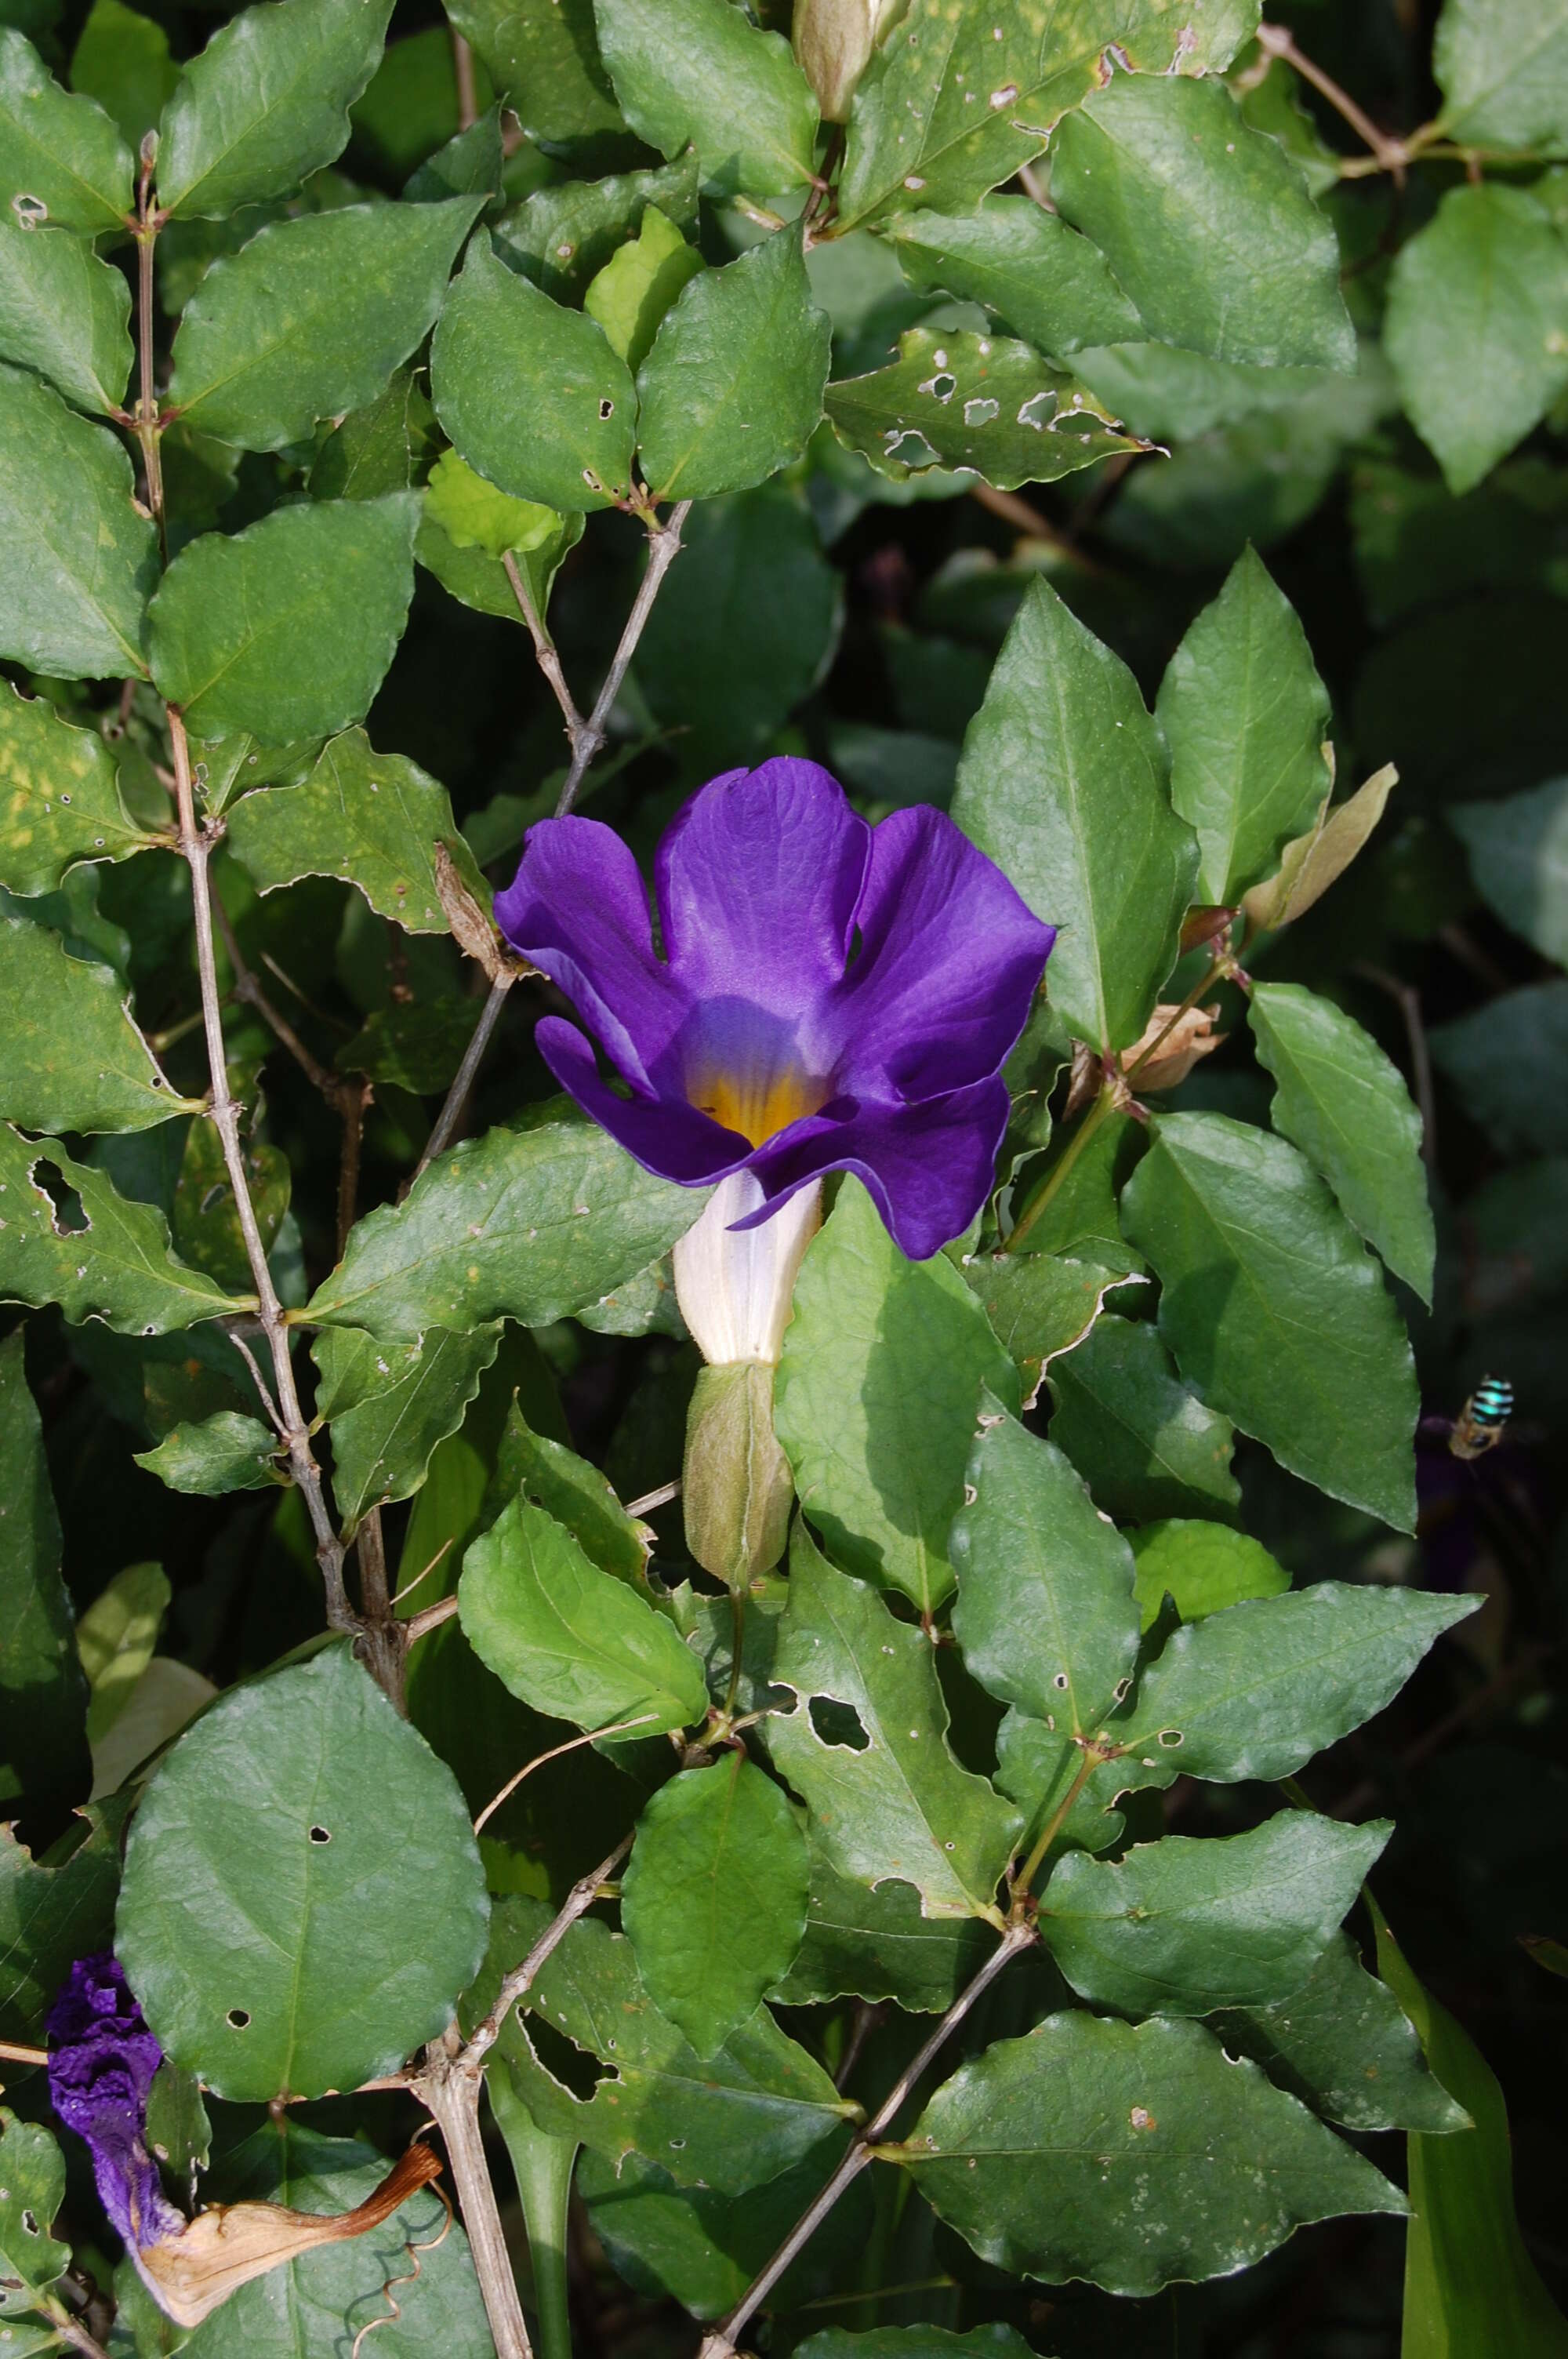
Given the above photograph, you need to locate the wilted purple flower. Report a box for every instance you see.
[495,758,1054,1267]
[46,1954,184,2258]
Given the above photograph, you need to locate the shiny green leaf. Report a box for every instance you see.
[494,151,699,303]
[489,1399,653,1587]
[0,1798,125,2044]
[0,913,197,1132]
[1129,1517,1289,1631]
[594,0,817,200]
[444,0,622,146]
[0,27,132,231]
[69,0,179,152]
[0,364,157,679]
[964,1249,1134,1409]
[0,1122,243,1329]
[768,1828,993,2012]
[0,220,131,413]
[886,197,1145,354]
[314,1322,503,1532]
[584,203,702,372]
[134,1409,281,1495]
[1046,1314,1240,1523]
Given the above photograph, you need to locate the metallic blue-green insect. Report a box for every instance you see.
[1450,1375,1514,1460]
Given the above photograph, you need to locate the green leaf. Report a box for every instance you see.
[170,1108,288,1292]
[594,0,818,200]
[993,1711,1131,1864]
[622,1753,808,2055]
[952,578,1198,1052]
[1436,0,1568,150]
[309,362,439,503]
[1155,545,1333,903]
[836,0,1258,230]
[1113,1581,1481,1786]
[774,1178,1020,1616]
[336,998,482,1095]
[0,2109,67,2313]
[1120,1111,1419,1529]
[494,151,699,303]
[1053,76,1352,371]
[950,1402,1140,1736]
[1451,776,1568,965]
[176,2121,494,2359]
[898,2012,1406,2296]
[1431,980,1568,1157]
[502,1935,856,2203]
[444,0,622,146]
[431,234,636,510]
[1129,1517,1289,1631]
[0,1328,89,1803]
[166,198,482,453]
[313,1321,503,1532]
[116,1644,488,2101]
[0,686,153,897]
[0,913,198,1132]
[764,1523,1022,1922]
[886,197,1145,354]
[304,1106,702,1340]
[459,1493,707,1735]
[1040,1809,1389,2018]
[134,1408,280,1495]
[417,495,583,624]
[404,107,503,205]
[0,220,131,413]
[637,224,829,501]
[1385,185,1568,497]
[489,1399,653,1586]
[1046,1315,1240,1523]
[1211,1929,1471,2135]
[147,493,419,741]
[1374,1901,1568,2357]
[1250,981,1435,1302]
[224,726,488,931]
[963,1249,1134,1409]
[0,364,157,679]
[0,1125,240,1329]
[69,0,178,151]
[75,1558,167,1747]
[769,1828,993,2012]
[0,28,132,231]
[584,203,702,372]
[156,0,395,220]
[825,325,1143,493]
[0,1798,125,2044]
[423,447,559,558]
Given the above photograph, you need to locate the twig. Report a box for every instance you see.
[130,146,165,551]
[392,1540,456,1610]
[412,972,514,1180]
[557,502,692,816]
[1256,22,1409,184]
[0,2036,47,2066]
[967,479,1090,569]
[49,2310,114,2359]
[452,28,478,130]
[705,1923,1036,2354]
[474,1717,658,1835]
[419,2029,534,2359]
[624,1478,680,1516]
[459,1836,633,2071]
[503,551,587,754]
[402,1592,460,1646]
[833,2001,884,2093]
[225,1324,284,1433]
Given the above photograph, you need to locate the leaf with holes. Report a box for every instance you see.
[949,1401,1140,1736]
[0,1125,238,1327]
[0,1801,125,2044]
[826,326,1143,493]
[156,0,395,220]
[887,198,1145,354]
[147,496,420,742]
[0,220,132,413]
[134,1411,281,1496]
[313,1323,503,1532]
[622,1753,809,2055]
[1040,1811,1390,2018]
[895,2012,1406,2296]
[224,728,488,932]
[774,1180,1019,1615]
[0,2108,68,2315]
[594,0,817,199]
[431,235,636,513]
[763,1525,1021,1922]
[0,1328,89,1805]
[0,914,198,1133]
[115,1645,488,2101]
[0,684,154,897]
[0,28,132,231]
[0,365,158,681]
[1045,1316,1240,1524]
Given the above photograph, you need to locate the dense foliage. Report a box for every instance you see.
[1,2,1566,2356]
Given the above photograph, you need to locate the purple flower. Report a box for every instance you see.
[495,758,1054,1263]
[46,1954,184,2257]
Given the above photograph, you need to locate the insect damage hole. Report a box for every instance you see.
[598,398,615,420]
[227,2008,251,2030]
[809,1696,870,1751]
[308,1823,332,1844]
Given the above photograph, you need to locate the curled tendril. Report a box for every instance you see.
[348,2180,454,2358]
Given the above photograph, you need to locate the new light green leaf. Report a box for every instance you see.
[0,686,153,898]
[952,577,1198,1052]
[1435,0,1568,149]
[1250,981,1436,1302]
[459,1495,706,1735]
[1114,1581,1481,1787]
[622,1754,809,2055]
[1386,184,1568,498]
[147,494,419,741]
[825,325,1144,493]
[1052,75,1353,372]
[430,234,636,511]
[224,727,488,932]
[167,197,482,452]
[1041,1810,1389,2018]
[1156,545,1334,903]
[1129,1518,1289,1632]
[0,1123,244,1330]
[0,364,157,680]
[1120,1111,1419,1528]
[134,1409,281,1496]
[0,220,132,413]
[304,1107,702,1340]
[495,151,699,303]
[116,1645,489,2101]
[764,1525,1022,1922]
[584,203,702,372]
[1046,1315,1240,1524]
[594,0,818,200]
[313,1322,503,1532]
[1451,775,1568,965]
[156,0,395,220]
[887,198,1145,354]
[423,448,559,559]
[445,0,623,145]
[898,2012,1406,2296]
[0,28,132,231]
[0,1328,89,1805]
[0,914,199,1133]
[637,224,829,501]
[774,1178,1020,1616]
[950,1404,1140,1737]
[75,1559,168,1744]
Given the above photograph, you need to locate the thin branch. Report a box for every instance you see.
[419,2031,534,2359]
[474,1716,659,1836]
[452,27,478,129]
[459,1836,633,2071]
[503,551,586,753]
[403,1591,461,1646]
[336,1075,370,1256]
[0,2036,47,2066]
[49,2308,114,2359]
[967,478,1090,569]
[225,1324,284,1434]
[623,1478,680,1517]
[412,972,514,1180]
[131,147,165,553]
[211,886,343,1102]
[1256,22,1408,183]
[557,502,692,816]
[392,1539,456,1610]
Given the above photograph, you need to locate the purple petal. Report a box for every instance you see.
[655,759,870,1016]
[808,805,1054,1099]
[495,815,688,1091]
[48,1955,183,2253]
[740,1076,1013,1261]
[536,1016,745,1186]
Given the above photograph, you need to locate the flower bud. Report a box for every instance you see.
[793,0,892,122]
[682,1358,795,1590]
